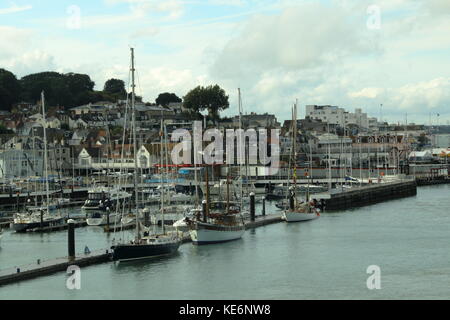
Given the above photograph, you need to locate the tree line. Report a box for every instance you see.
[0,68,230,120]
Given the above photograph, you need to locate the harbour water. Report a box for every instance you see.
[1,184,450,299]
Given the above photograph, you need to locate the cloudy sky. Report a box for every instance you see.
[1,0,449,124]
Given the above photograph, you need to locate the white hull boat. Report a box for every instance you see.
[282,210,319,222]
[86,213,119,226]
[189,223,245,245]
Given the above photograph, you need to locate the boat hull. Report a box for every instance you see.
[86,218,104,226]
[189,224,245,245]
[86,214,117,226]
[112,241,181,262]
[282,211,319,222]
[12,218,65,232]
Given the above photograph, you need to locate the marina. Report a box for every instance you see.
[1,0,450,303]
[0,178,423,287]
[0,184,449,299]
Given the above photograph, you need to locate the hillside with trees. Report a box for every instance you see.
[0,69,129,111]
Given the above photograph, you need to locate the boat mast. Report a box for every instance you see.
[130,48,140,241]
[293,101,298,205]
[238,88,243,209]
[41,92,50,214]
[226,170,230,214]
[162,122,169,234]
[205,166,210,221]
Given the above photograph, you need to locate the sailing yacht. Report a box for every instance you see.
[187,172,245,245]
[282,102,320,223]
[111,48,181,262]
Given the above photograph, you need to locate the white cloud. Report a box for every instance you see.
[349,88,385,99]
[0,4,32,15]
[2,0,450,123]
[0,26,32,59]
[4,50,56,77]
[211,3,377,80]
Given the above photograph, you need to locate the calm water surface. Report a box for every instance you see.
[1,185,450,299]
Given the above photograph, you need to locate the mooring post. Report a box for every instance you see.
[262,196,266,216]
[250,192,255,222]
[68,219,75,260]
[202,200,207,223]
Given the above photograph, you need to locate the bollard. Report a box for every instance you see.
[68,219,75,260]
[262,196,266,216]
[202,200,208,223]
[250,192,255,222]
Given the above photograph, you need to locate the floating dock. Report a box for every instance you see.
[0,249,112,286]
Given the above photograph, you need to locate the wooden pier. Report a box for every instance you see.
[0,249,112,287]
[245,213,283,229]
[27,220,87,233]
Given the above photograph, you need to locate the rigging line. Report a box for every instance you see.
[113,62,132,242]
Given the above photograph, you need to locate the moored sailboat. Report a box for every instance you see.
[111,48,181,262]
[283,101,320,223]
[187,171,245,245]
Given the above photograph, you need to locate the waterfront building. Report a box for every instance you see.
[305,105,375,130]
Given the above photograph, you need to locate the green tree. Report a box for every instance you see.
[104,79,127,98]
[156,92,182,107]
[19,72,95,108]
[183,84,229,120]
[0,69,21,111]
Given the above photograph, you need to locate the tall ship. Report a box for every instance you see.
[111,48,181,262]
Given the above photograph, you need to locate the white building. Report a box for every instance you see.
[305,105,374,130]
[75,146,153,170]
